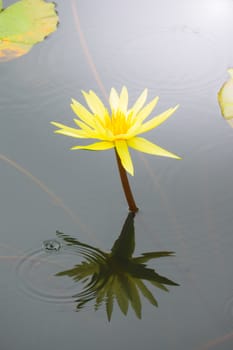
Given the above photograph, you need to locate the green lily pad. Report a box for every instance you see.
[0,0,58,62]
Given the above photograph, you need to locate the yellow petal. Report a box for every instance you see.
[72,119,99,139]
[128,137,181,159]
[93,117,110,138]
[130,88,148,116]
[73,118,94,134]
[115,139,134,176]
[126,97,159,137]
[51,122,88,138]
[51,121,68,129]
[71,141,114,150]
[118,86,128,113]
[71,99,96,128]
[137,105,179,135]
[109,88,119,111]
[218,68,233,120]
[89,90,106,115]
[82,90,106,118]
[54,130,87,138]
[134,96,159,123]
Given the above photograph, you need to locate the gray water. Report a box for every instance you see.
[1,0,233,349]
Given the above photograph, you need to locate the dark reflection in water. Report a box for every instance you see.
[56,212,179,321]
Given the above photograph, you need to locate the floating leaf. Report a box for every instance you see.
[218,68,233,121]
[0,0,58,62]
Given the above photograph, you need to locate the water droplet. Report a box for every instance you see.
[42,240,61,252]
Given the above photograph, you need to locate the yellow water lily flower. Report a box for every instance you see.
[51,87,181,176]
[218,68,233,120]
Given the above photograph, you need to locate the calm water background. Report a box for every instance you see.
[1,0,233,349]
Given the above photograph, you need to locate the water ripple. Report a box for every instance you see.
[105,27,228,97]
[15,241,85,304]
[0,35,83,116]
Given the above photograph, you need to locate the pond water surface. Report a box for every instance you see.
[1,0,233,349]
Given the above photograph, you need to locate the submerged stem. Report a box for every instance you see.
[115,150,139,213]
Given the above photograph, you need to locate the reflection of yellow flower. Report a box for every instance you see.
[218,68,233,120]
[51,87,181,175]
[56,213,179,320]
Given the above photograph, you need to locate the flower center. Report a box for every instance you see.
[104,111,132,137]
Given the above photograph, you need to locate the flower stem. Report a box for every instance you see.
[115,150,139,213]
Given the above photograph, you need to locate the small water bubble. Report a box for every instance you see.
[42,240,61,252]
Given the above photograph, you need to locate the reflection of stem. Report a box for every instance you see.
[115,151,138,213]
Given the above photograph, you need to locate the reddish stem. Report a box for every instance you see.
[115,150,139,213]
